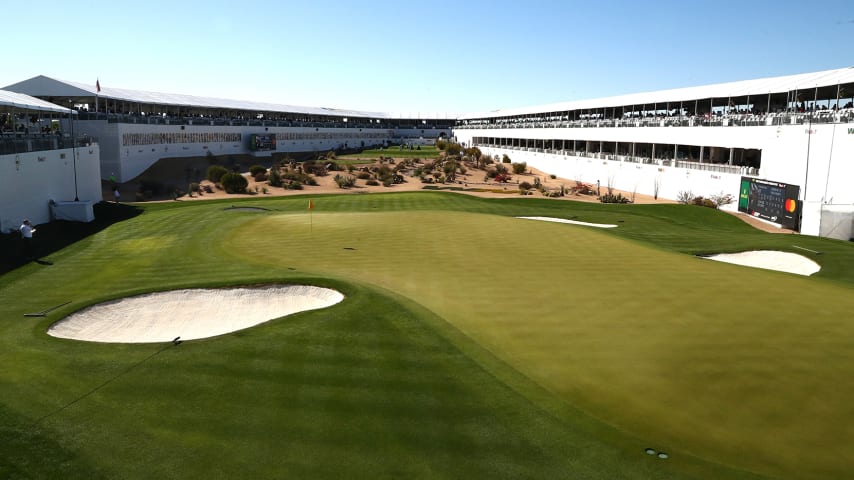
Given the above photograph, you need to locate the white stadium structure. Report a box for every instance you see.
[2,67,854,240]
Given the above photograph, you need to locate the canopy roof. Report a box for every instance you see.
[0,89,74,114]
[461,66,854,119]
[3,75,455,120]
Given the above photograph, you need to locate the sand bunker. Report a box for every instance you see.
[48,285,344,343]
[517,216,618,228]
[702,250,821,276]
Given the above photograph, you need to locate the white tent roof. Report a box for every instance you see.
[461,66,854,119]
[3,76,458,120]
[0,89,74,114]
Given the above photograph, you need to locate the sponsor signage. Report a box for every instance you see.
[738,177,800,230]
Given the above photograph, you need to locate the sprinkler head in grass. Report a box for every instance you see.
[657,452,668,459]
[644,448,657,455]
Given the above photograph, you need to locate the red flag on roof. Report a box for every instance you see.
[96,79,101,93]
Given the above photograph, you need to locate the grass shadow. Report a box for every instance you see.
[0,202,143,275]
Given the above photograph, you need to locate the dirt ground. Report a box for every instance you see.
[107,156,788,234]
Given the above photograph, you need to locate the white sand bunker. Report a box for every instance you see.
[702,250,821,276]
[48,285,344,343]
[517,216,618,228]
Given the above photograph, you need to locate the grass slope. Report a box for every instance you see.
[2,192,852,479]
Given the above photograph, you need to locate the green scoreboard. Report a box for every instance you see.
[738,177,800,230]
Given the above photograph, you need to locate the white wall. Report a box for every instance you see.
[0,144,101,232]
[455,123,854,239]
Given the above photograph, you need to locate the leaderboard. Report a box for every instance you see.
[738,177,800,230]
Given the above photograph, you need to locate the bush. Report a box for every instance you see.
[676,190,695,204]
[512,162,527,174]
[254,172,267,182]
[268,168,283,187]
[693,196,717,209]
[333,174,356,188]
[249,165,266,176]
[206,165,229,183]
[356,171,372,180]
[710,191,736,209]
[220,172,248,194]
[550,174,557,179]
[502,154,511,163]
[366,179,379,186]
[188,182,200,193]
[284,181,303,190]
[599,193,631,204]
[519,181,533,191]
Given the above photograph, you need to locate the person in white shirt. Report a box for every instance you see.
[20,219,36,259]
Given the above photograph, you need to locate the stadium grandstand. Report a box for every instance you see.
[0,89,100,233]
[453,67,854,240]
[3,67,854,239]
[3,75,454,182]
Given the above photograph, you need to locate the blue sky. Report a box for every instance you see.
[2,0,852,115]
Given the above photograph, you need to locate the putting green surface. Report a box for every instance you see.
[2,192,853,479]
[225,209,854,479]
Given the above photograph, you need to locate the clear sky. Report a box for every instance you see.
[2,0,852,116]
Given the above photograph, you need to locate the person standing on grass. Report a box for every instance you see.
[20,219,36,260]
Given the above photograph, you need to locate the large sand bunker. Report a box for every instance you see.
[702,250,821,276]
[48,285,344,343]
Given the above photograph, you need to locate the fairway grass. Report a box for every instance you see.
[2,192,853,479]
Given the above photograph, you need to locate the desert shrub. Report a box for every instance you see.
[494,163,508,175]
[519,181,533,191]
[220,172,248,194]
[261,187,268,194]
[599,193,631,204]
[357,171,372,180]
[281,170,316,186]
[435,139,448,150]
[333,174,356,188]
[692,196,717,209]
[710,191,736,209]
[366,179,379,186]
[502,154,511,163]
[512,162,527,174]
[254,172,268,182]
[249,165,266,176]
[284,181,303,190]
[188,182,200,193]
[206,165,229,183]
[268,168,283,187]
[302,160,327,176]
[676,190,695,204]
[550,174,557,179]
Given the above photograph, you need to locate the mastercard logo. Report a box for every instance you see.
[785,198,797,213]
